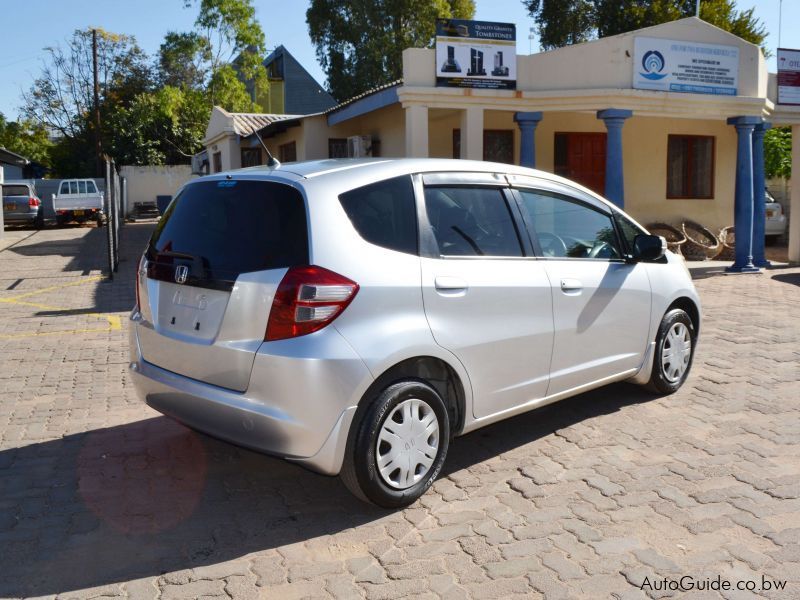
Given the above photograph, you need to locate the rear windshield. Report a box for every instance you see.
[146,180,308,290]
[2,185,29,197]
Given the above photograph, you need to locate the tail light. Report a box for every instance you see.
[266,265,359,341]
[29,197,40,207]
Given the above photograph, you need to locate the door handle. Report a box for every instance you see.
[560,278,583,293]
[435,276,468,294]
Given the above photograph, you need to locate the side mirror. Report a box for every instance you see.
[631,234,666,262]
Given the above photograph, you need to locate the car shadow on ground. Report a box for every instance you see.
[0,381,654,597]
[772,272,800,287]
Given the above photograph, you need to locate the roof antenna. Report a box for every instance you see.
[253,129,280,167]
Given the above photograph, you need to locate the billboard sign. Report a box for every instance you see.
[777,48,800,106]
[633,37,739,96]
[435,19,516,90]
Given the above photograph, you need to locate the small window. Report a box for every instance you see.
[212,152,222,173]
[328,138,348,158]
[517,189,621,260]
[451,129,514,163]
[339,176,418,255]
[667,135,714,199]
[60,182,69,194]
[78,181,87,194]
[424,186,523,257]
[279,141,297,163]
[615,213,645,254]
[241,147,261,167]
[86,181,97,194]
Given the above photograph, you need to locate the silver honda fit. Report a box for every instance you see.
[129,159,700,507]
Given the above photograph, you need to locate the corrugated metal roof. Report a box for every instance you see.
[324,80,403,116]
[230,113,303,137]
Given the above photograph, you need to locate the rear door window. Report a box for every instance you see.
[78,181,87,194]
[60,182,69,194]
[68,182,78,195]
[424,186,523,257]
[339,175,418,255]
[146,180,308,290]
[87,181,98,194]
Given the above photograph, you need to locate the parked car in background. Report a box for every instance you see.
[765,188,786,245]
[129,158,701,507]
[52,179,104,226]
[2,181,43,228]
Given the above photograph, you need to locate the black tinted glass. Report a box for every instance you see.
[2,185,29,197]
[517,190,621,260]
[424,187,523,257]
[339,175,418,255]
[615,214,644,253]
[147,180,308,289]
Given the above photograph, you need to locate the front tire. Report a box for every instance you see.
[647,308,696,395]
[341,379,449,508]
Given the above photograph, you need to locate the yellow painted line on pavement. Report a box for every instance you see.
[0,274,121,339]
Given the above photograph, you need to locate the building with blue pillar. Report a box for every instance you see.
[205,17,800,262]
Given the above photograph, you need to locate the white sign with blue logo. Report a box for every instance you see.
[633,37,739,96]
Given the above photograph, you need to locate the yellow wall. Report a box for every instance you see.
[425,110,737,232]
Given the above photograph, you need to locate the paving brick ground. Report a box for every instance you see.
[0,223,798,599]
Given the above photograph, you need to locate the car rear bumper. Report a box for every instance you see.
[2,210,39,222]
[129,315,372,475]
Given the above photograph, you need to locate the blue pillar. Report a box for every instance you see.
[726,116,762,273]
[752,121,771,268]
[597,109,633,208]
[514,112,543,169]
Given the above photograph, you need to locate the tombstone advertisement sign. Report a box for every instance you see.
[633,37,739,96]
[435,19,516,90]
[777,48,800,106]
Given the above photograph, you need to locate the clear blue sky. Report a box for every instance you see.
[0,0,796,120]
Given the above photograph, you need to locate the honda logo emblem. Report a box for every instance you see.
[174,265,189,284]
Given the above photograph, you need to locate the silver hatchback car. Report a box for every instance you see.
[130,159,700,507]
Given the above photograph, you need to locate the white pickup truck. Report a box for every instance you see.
[52,179,105,226]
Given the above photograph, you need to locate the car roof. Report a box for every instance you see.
[203,158,616,211]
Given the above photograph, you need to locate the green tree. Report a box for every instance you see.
[525,0,767,51]
[182,0,268,110]
[158,31,211,89]
[0,113,53,168]
[21,27,152,175]
[764,127,791,180]
[307,0,476,102]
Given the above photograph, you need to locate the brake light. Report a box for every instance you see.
[29,197,40,207]
[265,265,359,341]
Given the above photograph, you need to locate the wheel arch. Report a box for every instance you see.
[667,296,700,335]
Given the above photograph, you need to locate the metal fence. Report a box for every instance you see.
[104,157,126,279]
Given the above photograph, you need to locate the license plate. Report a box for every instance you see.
[73,210,84,216]
[766,210,775,218]
[4,203,15,211]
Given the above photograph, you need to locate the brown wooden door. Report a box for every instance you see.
[554,133,606,195]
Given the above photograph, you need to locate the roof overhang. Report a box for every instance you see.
[397,86,770,120]
[327,85,400,126]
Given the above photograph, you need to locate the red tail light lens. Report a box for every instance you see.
[266,265,359,341]
[29,197,40,207]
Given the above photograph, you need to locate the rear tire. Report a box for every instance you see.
[646,308,696,395]
[341,379,449,508]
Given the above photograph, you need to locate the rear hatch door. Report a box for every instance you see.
[137,178,308,391]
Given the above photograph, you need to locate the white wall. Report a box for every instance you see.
[120,165,196,215]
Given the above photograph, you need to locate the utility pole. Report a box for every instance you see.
[92,28,102,177]
[696,0,701,17]
[779,0,783,50]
